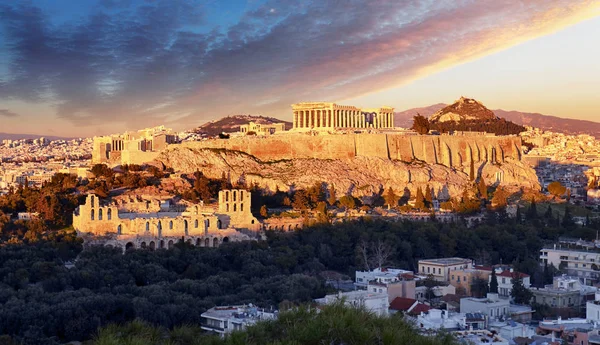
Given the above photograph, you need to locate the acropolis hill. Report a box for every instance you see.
[92,100,540,199]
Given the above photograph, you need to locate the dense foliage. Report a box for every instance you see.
[93,303,456,345]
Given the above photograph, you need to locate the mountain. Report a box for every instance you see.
[429,97,497,123]
[395,102,600,137]
[193,115,292,137]
[0,133,73,141]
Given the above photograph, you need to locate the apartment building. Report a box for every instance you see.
[418,257,473,281]
[201,305,277,337]
[540,247,600,284]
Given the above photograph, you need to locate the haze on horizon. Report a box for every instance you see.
[0,0,599,138]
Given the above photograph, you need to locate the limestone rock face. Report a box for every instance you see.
[430,97,497,123]
[156,147,539,200]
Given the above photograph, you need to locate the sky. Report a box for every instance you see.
[0,0,599,137]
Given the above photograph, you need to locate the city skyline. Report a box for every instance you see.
[0,0,599,137]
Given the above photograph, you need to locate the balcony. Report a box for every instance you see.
[200,324,226,332]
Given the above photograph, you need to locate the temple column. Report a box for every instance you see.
[303,111,307,128]
[307,110,312,128]
[344,111,348,127]
[293,112,297,128]
[390,112,394,128]
[325,110,330,127]
[319,110,324,128]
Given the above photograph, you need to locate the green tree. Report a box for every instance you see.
[384,187,399,209]
[548,181,567,199]
[327,184,336,206]
[414,187,426,210]
[562,206,575,228]
[292,190,310,210]
[411,114,430,135]
[489,269,498,293]
[511,273,533,304]
[339,195,356,210]
[526,200,538,220]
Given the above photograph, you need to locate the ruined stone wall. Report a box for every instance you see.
[181,133,522,168]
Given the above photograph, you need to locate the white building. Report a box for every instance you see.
[540,247,600,284]
[488,320,536,340]
[201,305,277,337]
[315,290,389,316]
[587,292,600,322]
[460,293,510,319]
[453,330,509,345]
[418,258,473,281]
[355,267,413,288]
[491,269,531,298]
[414,309,467,331]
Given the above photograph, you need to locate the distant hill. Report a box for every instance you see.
[0,132,73,141]
[193,115,292,137]
[395,103,600,137]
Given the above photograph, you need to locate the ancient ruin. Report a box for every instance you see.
[291,102,394,129]
[73,189,260,251]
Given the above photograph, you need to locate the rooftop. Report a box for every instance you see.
[419,257,472,266]
[201,305,276,321]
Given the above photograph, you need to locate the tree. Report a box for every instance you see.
[526,200,538,220]
[327,184,336,206]
[548,181,567,199]
[292,190,310,210]
[469,159,475,181]
[511,273,533,304]
[260,205,268,218]
[424,185,433,206]
[491,186,509,209]
[371,240,393,270]
[478,179,488,200]
[562,206,575,228]
[414,187,425,210]
[489,269,498,293]
[339,195,356,210]
[411,114,430,135]
[383,187,399,210]
[471,277,489,298]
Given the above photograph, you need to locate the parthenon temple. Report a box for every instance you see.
[291,102,394,130]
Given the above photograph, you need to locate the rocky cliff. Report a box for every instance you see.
[430,97,497,123]
[155,146,539,200]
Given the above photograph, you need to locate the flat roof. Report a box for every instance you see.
[418,257,471,266]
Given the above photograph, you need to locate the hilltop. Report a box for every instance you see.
[193,115,292,137]
[429,97,497,123]
[395,101,600,137]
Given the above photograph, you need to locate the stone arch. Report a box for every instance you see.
[225,191,229,202]
[184,220,188,235]
[205,238,210,247]
[160,240,165,249]
[117,224,122,235]
[98,208,103,220]
[233,204,237,212]
[141,241,147,249]
[91,209,95,221]
[240,203,244,212]
[288,225,292,231]
[223,237,229,243]
[145,222,150,232]
[196,238,201,246]
[217,219,222,229]
[226,203,229,212]
[91,195,95,207]
[213,238,219,247]
[194,206,199,214]
[168,240,174,249]
[169,220,173,230]
[240,191,244,201]
[195,219,198,228]
[107,208,112,220]
[233,190,237,201]
[125,242,134,250]
[157,221,162,238]
[149,241,155,250]
[186,239,192,245]
[251,219,255,224]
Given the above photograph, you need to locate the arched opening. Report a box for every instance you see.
[240,203,244,212]
[107,208,112,220]
[141,242,147,249]
[194,206,199,214]
[233,190,237,201]
[196,238,201,246]
[217,219,222,229]
[160,240,165,249]
[186,239,192,245]
[240,191,244,201]
[98,209,103,220]
[149,241,155,250]
[222,237,229,243]
[226,204,229,212]
[195,219,198,228]
[213,238,219,247]
[251,219,255,224]
[91,195,95,207]
[225,191,229,202]
[233,204,237,212]
[157,221,162,238]
[91,209,95,221]
[184,220,188,235]
[117,224,122,235]
[288,225,292,231]
[205,238,210,247]
[168,240,174,249]
[169,220,173,230]
[145,222,150,232]
[125,242,134,250]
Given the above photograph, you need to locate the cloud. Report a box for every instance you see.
[0,109,19,117]
[0,0,598,134]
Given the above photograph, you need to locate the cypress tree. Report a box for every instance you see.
[489,269,498,293]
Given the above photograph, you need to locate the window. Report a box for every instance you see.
[575,263,579,268]
[145,222,149,231]
[502,278,506,284]
[452,275,455,280]
[427,267,430,273]
[169,221,173,229]
[195,219,198,228]
[91,209,95,220]
[107,208,112,220]
[438,268,441,274]
[99,209,103,220]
